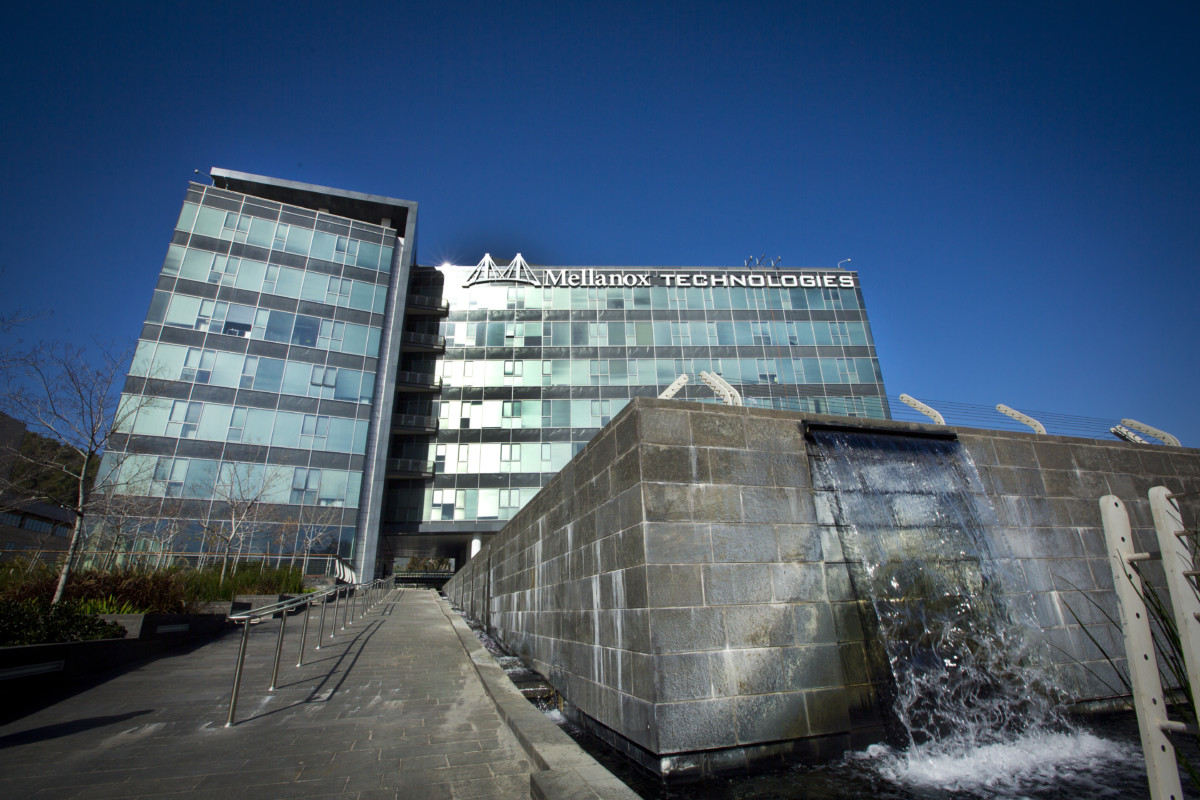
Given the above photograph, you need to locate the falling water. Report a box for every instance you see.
[806,430,1141,796]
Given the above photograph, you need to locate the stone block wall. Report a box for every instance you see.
[444,398,1200,774]
[955,427,1200,696]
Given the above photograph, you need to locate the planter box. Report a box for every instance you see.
[231,594,284,614]
[0,614,232,693]
[101,613,230,640]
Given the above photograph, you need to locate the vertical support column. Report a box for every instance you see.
[1101,495,1183,800]
[1149,486,1200,710]
[269,607,288,691]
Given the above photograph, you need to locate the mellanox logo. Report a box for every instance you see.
[461,253,856,289]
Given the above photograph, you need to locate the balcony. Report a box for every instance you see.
[392,413,439,434]
[395,370,442,392]
[405,293,450,316]
[385,458,435,478]
[400,331,446,353]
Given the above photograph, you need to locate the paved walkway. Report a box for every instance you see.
[0,590,537,800]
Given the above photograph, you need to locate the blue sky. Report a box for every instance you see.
[2,1,1197,445]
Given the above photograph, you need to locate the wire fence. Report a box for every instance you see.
[884,395,1132,441]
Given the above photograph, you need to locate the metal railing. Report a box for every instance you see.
[394,370,441,390]
[400,332,446,350]
[385,458,436,476]
[224,577,394,727]
[406,293,450,313]
[392,413,438,432]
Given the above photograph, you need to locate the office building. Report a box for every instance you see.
[104,171,889,579]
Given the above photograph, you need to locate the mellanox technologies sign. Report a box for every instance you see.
[462,255,856,290]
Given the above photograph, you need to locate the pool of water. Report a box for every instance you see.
[548,709,1196,800]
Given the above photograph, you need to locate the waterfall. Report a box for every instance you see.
[808,430,1068,756]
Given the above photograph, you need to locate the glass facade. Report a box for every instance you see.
[107,172,890,576]
[381,264,890,540]
[104,175,414,573]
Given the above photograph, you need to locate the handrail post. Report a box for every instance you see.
[341,586,350,630]
[269,606,288,691]
[330,586,341,637]
[316,590,328,648]
[297,598,312,667]
[225,620,253,727]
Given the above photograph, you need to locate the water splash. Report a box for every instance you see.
[809,431,1072,771]
[858,731,1141,798]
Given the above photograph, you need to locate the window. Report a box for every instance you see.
[221,211,251,242]
[334,236,358,262]
[166,401,202,438]
[591,400,612,426]
[317,319,345,350]
[326,277,352,306]
[222,305,254,337]
[228,407,247,441]
[432,489,454,521]
[153,457,188,497]
[311,365,337,388]
[209,255,240,284]
[291,468,321,504]
[821,288,844,310]
[501,444,520,468]
[181,348,215,383]
[291,315,320,347]
[300,415,329,449]
[499,489,521,511]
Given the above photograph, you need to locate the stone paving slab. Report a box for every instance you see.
[0,589,535,800]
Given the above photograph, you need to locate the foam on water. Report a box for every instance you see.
[856,731,1141,798]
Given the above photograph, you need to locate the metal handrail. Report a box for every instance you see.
[225,576,394,726]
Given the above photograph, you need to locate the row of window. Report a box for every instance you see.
[445,319,871,349]
[163,245,388,313]
[439,356,882,389]
[121,398,370,454]
[177,201,395,273]
[131,341,375,403]
[106,453,362,508]
[442,275,859,312]
[0,511,69,536]
[428,487,530,522]
[148,292,382,358]
[433,441,593,476]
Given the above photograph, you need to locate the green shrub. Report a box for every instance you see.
[182,564,305,600]
[0,599,127,646]
[0,560,307,613]
[77,595,142,615]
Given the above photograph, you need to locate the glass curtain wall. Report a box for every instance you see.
[410,266,889,527]
[101,182,399,562]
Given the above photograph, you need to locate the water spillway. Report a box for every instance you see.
[808,429,1067,757]
[445,398,1200,781]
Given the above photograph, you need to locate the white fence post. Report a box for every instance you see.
[1149,486,1200,711]
[1100,494,1184,800]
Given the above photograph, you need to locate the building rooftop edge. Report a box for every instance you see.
[209,168,417,228]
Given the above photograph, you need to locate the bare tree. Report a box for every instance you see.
[201,462,287,586]
[130,499,191,571]
[0,342,151,604]
[297,504,341,575]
